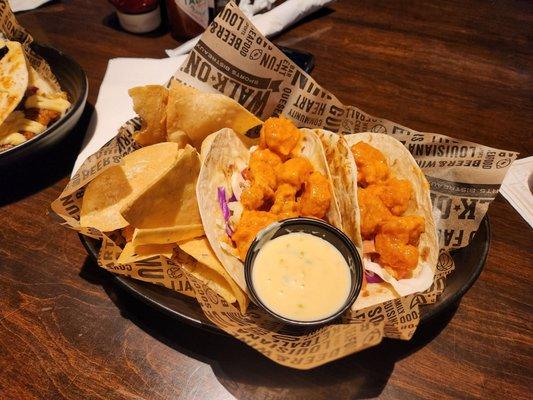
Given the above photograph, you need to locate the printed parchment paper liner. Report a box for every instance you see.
[52,2,517,369]
[0,1,60,90]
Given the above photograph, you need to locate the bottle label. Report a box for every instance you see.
[175,0,210,28]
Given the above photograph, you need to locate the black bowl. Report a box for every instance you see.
[79,216,491,334]
[0,43,88,167]
[244,218,364,327]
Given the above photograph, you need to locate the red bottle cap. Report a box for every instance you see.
[109,0,158,15]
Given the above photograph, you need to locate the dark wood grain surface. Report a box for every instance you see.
[1,0,532,399]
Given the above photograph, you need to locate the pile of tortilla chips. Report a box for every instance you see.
[130,80,261,147]
[77,80,260,313]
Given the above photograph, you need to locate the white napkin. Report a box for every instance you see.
[500,156,533,228]
[165,0,335,57]
[9,0,51,12]
[72,56,186,175]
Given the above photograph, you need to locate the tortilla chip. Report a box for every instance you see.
[183,262,237,302]
[80,142,181,232]
[129,85,168,146]
[117,241,175,264]
[179,237,248,313]
[132,224,205,246]
[121,145,204,244]
[167,130,190,148]
[122,225,135,242]
[166,80,262,148]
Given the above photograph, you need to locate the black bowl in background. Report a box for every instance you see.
[0,43,88,167]
[244,218,364,327]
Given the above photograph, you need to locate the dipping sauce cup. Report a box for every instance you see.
[244,218,364,327]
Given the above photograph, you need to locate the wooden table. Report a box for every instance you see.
[1,1,531,399]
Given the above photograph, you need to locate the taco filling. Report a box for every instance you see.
[2,91,71,148]
[351,141,425,280]
[218,117,333,261]
[0,40,71,151]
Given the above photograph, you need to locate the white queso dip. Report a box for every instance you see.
[251,232,351,321]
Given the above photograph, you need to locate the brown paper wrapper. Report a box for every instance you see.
[174,2,517,251]
[52,2,517,369]
[0,1,60,90]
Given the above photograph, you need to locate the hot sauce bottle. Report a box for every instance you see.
[109,0,162,33]
[166,0,230,40]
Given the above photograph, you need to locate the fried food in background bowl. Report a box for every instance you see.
[0,42,87,166]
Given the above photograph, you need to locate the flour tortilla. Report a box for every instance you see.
[315,129,363,254]
[196,128,343,293]
[28,65,56,96]
[0,41,28,126]
[343,132,439,308]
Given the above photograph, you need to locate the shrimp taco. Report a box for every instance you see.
[196,117,343,292]
[324,131,439,308]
